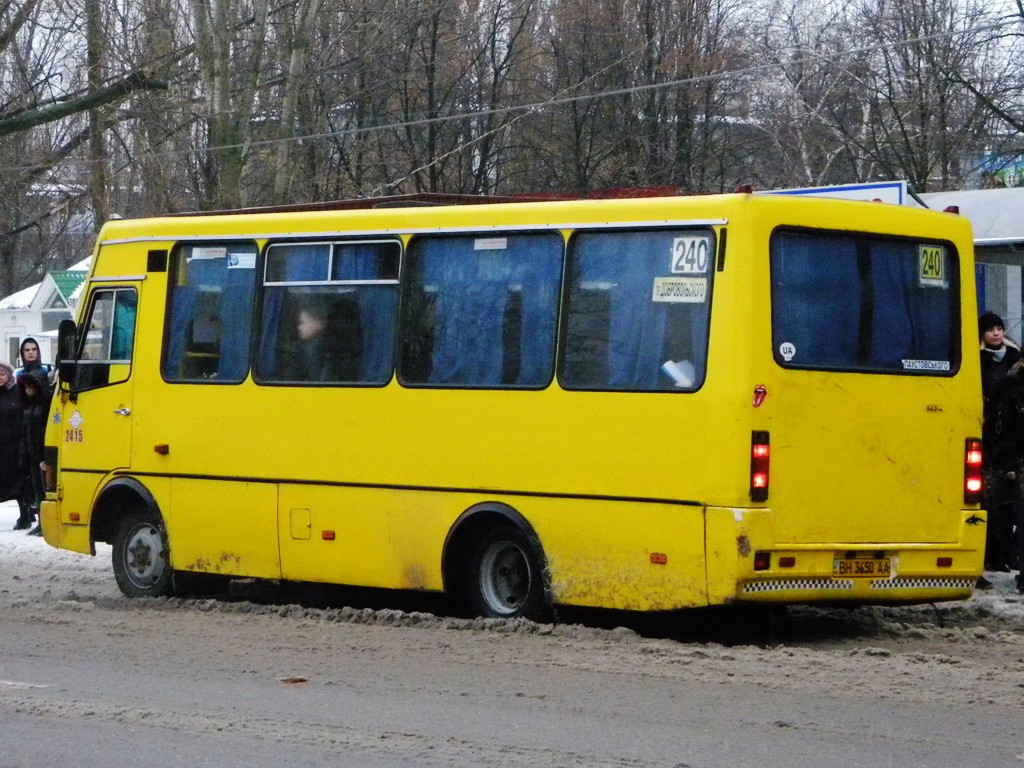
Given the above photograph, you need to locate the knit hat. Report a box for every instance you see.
[979,311,1004,338]
[0,361,14,390]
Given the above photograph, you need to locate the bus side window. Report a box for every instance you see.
[163,243,257,383]
[254,240,398,385]
[399,232,563,388]
[562,229,713,392]
[76,288,137,391]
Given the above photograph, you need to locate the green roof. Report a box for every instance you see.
[49,270,87,302]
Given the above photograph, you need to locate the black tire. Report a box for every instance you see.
[112,511,173,598]
[466,524,548,620]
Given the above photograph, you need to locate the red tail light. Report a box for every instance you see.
[750,430,770,502]
[964,437,983,505]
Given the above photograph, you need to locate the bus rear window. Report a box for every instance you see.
[770,230,959,374]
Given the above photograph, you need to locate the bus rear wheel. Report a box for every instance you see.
[466,524,548,621]
[112,512,173,598]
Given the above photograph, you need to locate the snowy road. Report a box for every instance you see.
[1,502,1023,767]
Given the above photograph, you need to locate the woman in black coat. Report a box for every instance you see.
[18,369,52,536]
[0,361,27,529]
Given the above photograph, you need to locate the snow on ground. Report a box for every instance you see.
[2,498,1023,635]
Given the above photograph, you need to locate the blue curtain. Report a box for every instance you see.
[771,235,860,367]
[772,234,954,371]
[415,233,562,386]
[110,291,137,361]
[258,245,328,376]
[869,243,917,365]
[164,246,257,382]
[218,259,256,379]
[334,244,398,383]
[258,243,398,383]
[572,232,688,389]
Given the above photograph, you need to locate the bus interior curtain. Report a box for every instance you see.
[422,234,560,386]
[335,244,398,382]
[165,252,255,380]
[218,260,255,379]
[259,245,325,376]
[873,242,952,363]
[574,232,668,389]
[110,291,137,360]
[772,235,861,367]
[869,243,918,365]
[165,289,195,376]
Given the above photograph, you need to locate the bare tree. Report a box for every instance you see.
[190,0,269,209]
[848,0,996,190]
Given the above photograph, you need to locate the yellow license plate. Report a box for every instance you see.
[833,557,891,578]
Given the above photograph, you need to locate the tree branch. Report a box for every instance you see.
[0,70,168,137]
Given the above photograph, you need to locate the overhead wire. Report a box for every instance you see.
[0,12,1016,178]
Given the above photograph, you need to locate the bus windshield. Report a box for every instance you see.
[770,229,959,375]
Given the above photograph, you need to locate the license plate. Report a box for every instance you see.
[833,557,891,578]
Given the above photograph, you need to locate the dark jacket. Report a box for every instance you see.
[981,342,1021,408]
[0,384,23,502]
[18,371,53,466]
[987,364,1024,473]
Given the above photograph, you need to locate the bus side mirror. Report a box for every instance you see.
[57,318,78,393]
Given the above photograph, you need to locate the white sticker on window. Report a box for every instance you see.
[918,245,946,287]
[190,246,227,260]
[227,252,256,269]
[671,235,712,274]
[474,237,508,251]
[779,342,796,361]
[901,359,950,371]
[652,277,707,303]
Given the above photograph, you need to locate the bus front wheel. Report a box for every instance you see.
[466,524,548,621]
[112,512,173,598]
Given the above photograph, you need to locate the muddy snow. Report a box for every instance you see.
[2,500,1024,767]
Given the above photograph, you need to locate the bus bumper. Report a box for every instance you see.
[705,507,985,605]
[40,498,93,555]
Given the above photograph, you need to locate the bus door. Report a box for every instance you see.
[57,280,142,512]
[766,229,966,545]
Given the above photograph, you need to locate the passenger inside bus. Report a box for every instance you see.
[295,295,362,382]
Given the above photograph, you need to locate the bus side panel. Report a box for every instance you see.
[704,507,768,605]
[276,488,709,611]
[40,494,90,554]
[534,499,708,611]
[278,484,411,588]
[168,478,281,579]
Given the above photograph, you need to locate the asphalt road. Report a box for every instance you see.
[1,527,1023,767]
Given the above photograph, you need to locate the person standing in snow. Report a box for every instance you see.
[0,362,27,529]
[978,312,1022,587]
[985,357,1024,593]
[18,369,52,537]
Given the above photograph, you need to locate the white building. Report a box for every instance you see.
[918,189,1024,344]
[0,258,89,367]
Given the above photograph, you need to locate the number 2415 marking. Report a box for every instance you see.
[64,428,83,443]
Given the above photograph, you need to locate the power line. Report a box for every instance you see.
[0,14,1017,176]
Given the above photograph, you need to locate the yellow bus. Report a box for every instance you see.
[41,191,986,619]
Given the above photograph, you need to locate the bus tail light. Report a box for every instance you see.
[964,437,983,505]
[750,431,770,502]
